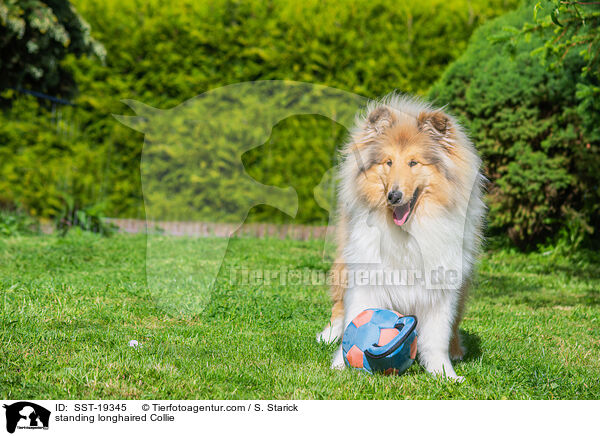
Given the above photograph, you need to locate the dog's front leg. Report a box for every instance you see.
[331,344,346,370]
[416,298,463,382]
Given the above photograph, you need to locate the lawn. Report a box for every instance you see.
[0,231,599,399]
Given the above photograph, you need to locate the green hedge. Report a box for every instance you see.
[0,0,517,223]
[429,1,600,247]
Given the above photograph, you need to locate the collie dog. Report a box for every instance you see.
[317,94,486,380]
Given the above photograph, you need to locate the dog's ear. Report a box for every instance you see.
[362,106,396,141]
[350,106,396,172]
[417,110,456,150]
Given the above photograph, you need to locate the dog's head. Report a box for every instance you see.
[350,103,466,227]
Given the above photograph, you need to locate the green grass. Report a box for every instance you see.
[1,231,599,399]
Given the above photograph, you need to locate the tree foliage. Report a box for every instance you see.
[429,0,600,248]
[0,0,104,99]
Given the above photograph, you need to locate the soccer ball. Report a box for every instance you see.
[342,309,418,375]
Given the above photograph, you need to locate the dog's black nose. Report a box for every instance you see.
[387,190,403,204]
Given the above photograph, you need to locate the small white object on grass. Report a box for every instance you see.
[128,339,139,348]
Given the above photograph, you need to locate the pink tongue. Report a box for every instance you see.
[393,205,411,226]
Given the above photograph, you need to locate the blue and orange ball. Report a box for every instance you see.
[342,309,418,375]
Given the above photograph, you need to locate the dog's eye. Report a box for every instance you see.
[408,160,418,167]
[386,160,393,167]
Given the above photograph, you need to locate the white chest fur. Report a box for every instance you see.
[342,205,475,314]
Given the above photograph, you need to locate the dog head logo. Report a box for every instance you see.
[115,80,367,315]
[3,402,50,434]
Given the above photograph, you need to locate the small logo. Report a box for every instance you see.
[3,402,50,434]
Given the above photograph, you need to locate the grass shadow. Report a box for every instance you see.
[476,272,600,308]
[460,329,482,362]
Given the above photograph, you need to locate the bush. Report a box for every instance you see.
[0,0,517,224]
[55,199,117,236]
[0,0,104,101]
[0,209,37,237]
[429,1,600,248]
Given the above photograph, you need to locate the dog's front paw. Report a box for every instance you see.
[330,346,345,370]
[431,372,465,383]
[331,360,346,370]
[316,319,343,344]
[316,328,339,344]
[423,357,464,382]
[448,374,465,383]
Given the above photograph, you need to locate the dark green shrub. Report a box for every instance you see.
[55,196,117,236]
[0,0,104,101]
[429,1,599,247]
